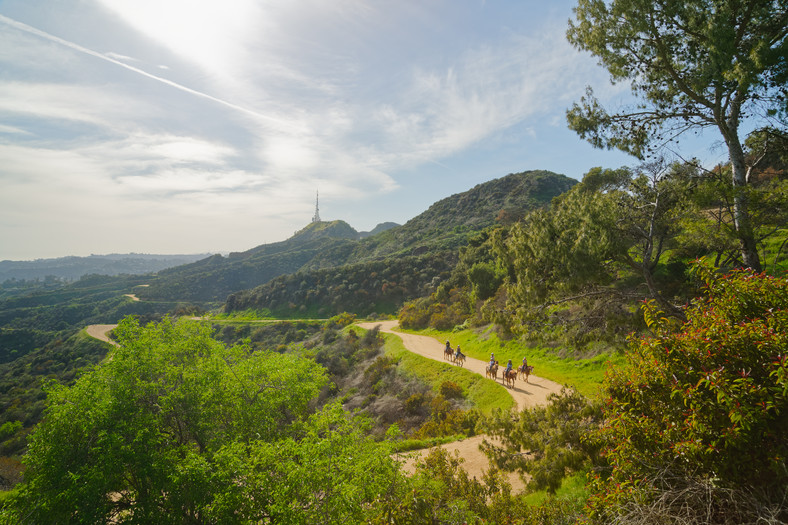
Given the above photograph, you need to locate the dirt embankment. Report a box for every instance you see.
[357,320,564,491]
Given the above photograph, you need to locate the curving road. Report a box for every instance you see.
[85,318,561,490]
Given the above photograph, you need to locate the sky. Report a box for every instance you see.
[0,1,729,261]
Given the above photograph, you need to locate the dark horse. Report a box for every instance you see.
[444,345,454,361]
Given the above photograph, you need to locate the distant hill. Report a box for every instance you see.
[138,170,576,305]
[136,222,360,303]
[0,253,211,282]
[359,222,399,238]
[224,170,577,316]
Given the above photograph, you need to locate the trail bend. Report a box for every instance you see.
[356,320,563,411]
[357,320,565,490]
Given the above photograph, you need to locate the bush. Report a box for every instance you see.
[587,263,788,522]
[439,381,464,400]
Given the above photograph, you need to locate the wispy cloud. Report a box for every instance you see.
[0,14,298,130]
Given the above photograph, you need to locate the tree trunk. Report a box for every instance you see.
[726,135,762,271]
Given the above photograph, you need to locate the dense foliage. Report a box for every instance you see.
[481,388,604,494]
[225,253,454,317]
[587,265,788,523]
[401,157,788,351]
[2,317,402,524]
[567,0,788,271]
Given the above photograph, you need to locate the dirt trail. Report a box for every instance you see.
[357,320,563,411]
[357,320,564,491]
[84,324,118,346]
[84,318,558,490]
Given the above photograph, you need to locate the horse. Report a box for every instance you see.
[453,352,466,367]
[518,364,534,383]
[444,346,454,361]
[485,361,498,380]
[503,368,517,388]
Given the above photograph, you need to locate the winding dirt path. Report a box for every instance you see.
[357,320,564,491]
[356,320,562,411]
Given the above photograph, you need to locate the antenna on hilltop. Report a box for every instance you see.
[312,190,321,223]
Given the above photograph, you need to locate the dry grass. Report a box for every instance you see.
[612,477,787,525]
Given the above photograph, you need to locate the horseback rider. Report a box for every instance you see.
[455,345,463,359]
[521,356,528,371]
[489,353,496,369]
[445,340,451,352]
[505,359,513,375]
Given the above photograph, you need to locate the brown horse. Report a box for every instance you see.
[444,346,454,361]
[503,368,517,388]
[485,361,499,380]
[518,364,534,383]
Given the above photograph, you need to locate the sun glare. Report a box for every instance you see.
[97,0,261,75]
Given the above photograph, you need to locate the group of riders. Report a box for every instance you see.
[444,340,466,365]
[444,340,530,380]
[489,354,528,376]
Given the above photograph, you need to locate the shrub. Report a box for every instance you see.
[439,381,464,400]
[587,263,788,522]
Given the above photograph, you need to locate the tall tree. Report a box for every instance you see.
[566,0,788,271]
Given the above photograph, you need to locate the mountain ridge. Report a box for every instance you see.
[135,170,576,304]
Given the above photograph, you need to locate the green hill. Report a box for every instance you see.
[224,170,577,316]
[127,170,575,307]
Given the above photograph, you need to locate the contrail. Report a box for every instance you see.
[0,14,295,129]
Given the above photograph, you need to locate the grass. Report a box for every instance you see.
[523,471,590,507]
[398,325,623,399]
[370,328,515,415]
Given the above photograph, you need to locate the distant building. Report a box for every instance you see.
[312,190,321,223]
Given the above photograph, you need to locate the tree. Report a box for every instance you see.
[566,0,788,271]
[4,317,398,524]
[481,388,604,494]
[496,162,693,343]
[587,263,788,522]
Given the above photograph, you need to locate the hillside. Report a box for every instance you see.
[224,170,576,316]
[138,170,574,304]
[342,169,577,261]
[134,221,357,302]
